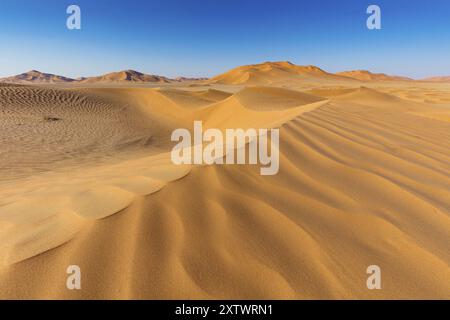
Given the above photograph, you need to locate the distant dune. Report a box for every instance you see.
[174,76,209,82]
[422,76,450,82]
[209,61,354,85]
[79,70,172,84]
[0,70,76,84]
[336,70,412,81]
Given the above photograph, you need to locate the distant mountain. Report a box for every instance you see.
[0,69,175,84]
[422,76,450,82]
[79,70,172,83]
[336,70,412,82]
[208,61,354,85]
[174,76,208,82]
[0,70,75,84]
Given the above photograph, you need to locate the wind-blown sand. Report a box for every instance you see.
[0,66,450,299]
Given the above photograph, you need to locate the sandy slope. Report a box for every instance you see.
[0,80,450,299]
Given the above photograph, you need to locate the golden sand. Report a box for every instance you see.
[0,62,449,299]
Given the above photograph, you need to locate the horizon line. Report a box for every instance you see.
[1,61,449,81]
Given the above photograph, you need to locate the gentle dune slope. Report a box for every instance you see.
[156,88,233,109]
[333,87,424,110]
[232,86,325,110]
[0,83,449,299]
[194,86,328,130]
[305,87,358,98]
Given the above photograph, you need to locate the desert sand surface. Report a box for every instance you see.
[0,62,450,299]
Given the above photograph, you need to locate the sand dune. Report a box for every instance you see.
[0,73,449,299]
[209,61,356,86]
[336,70,413,82]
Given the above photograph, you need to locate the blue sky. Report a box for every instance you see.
[0,0,449,79]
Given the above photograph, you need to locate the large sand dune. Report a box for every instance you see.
[336,70,413,82]
[209,61,357,86]
[0,75,449,299]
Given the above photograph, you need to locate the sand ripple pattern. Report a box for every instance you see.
[0,85,159,180]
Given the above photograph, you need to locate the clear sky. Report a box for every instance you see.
[1,0,449,79]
